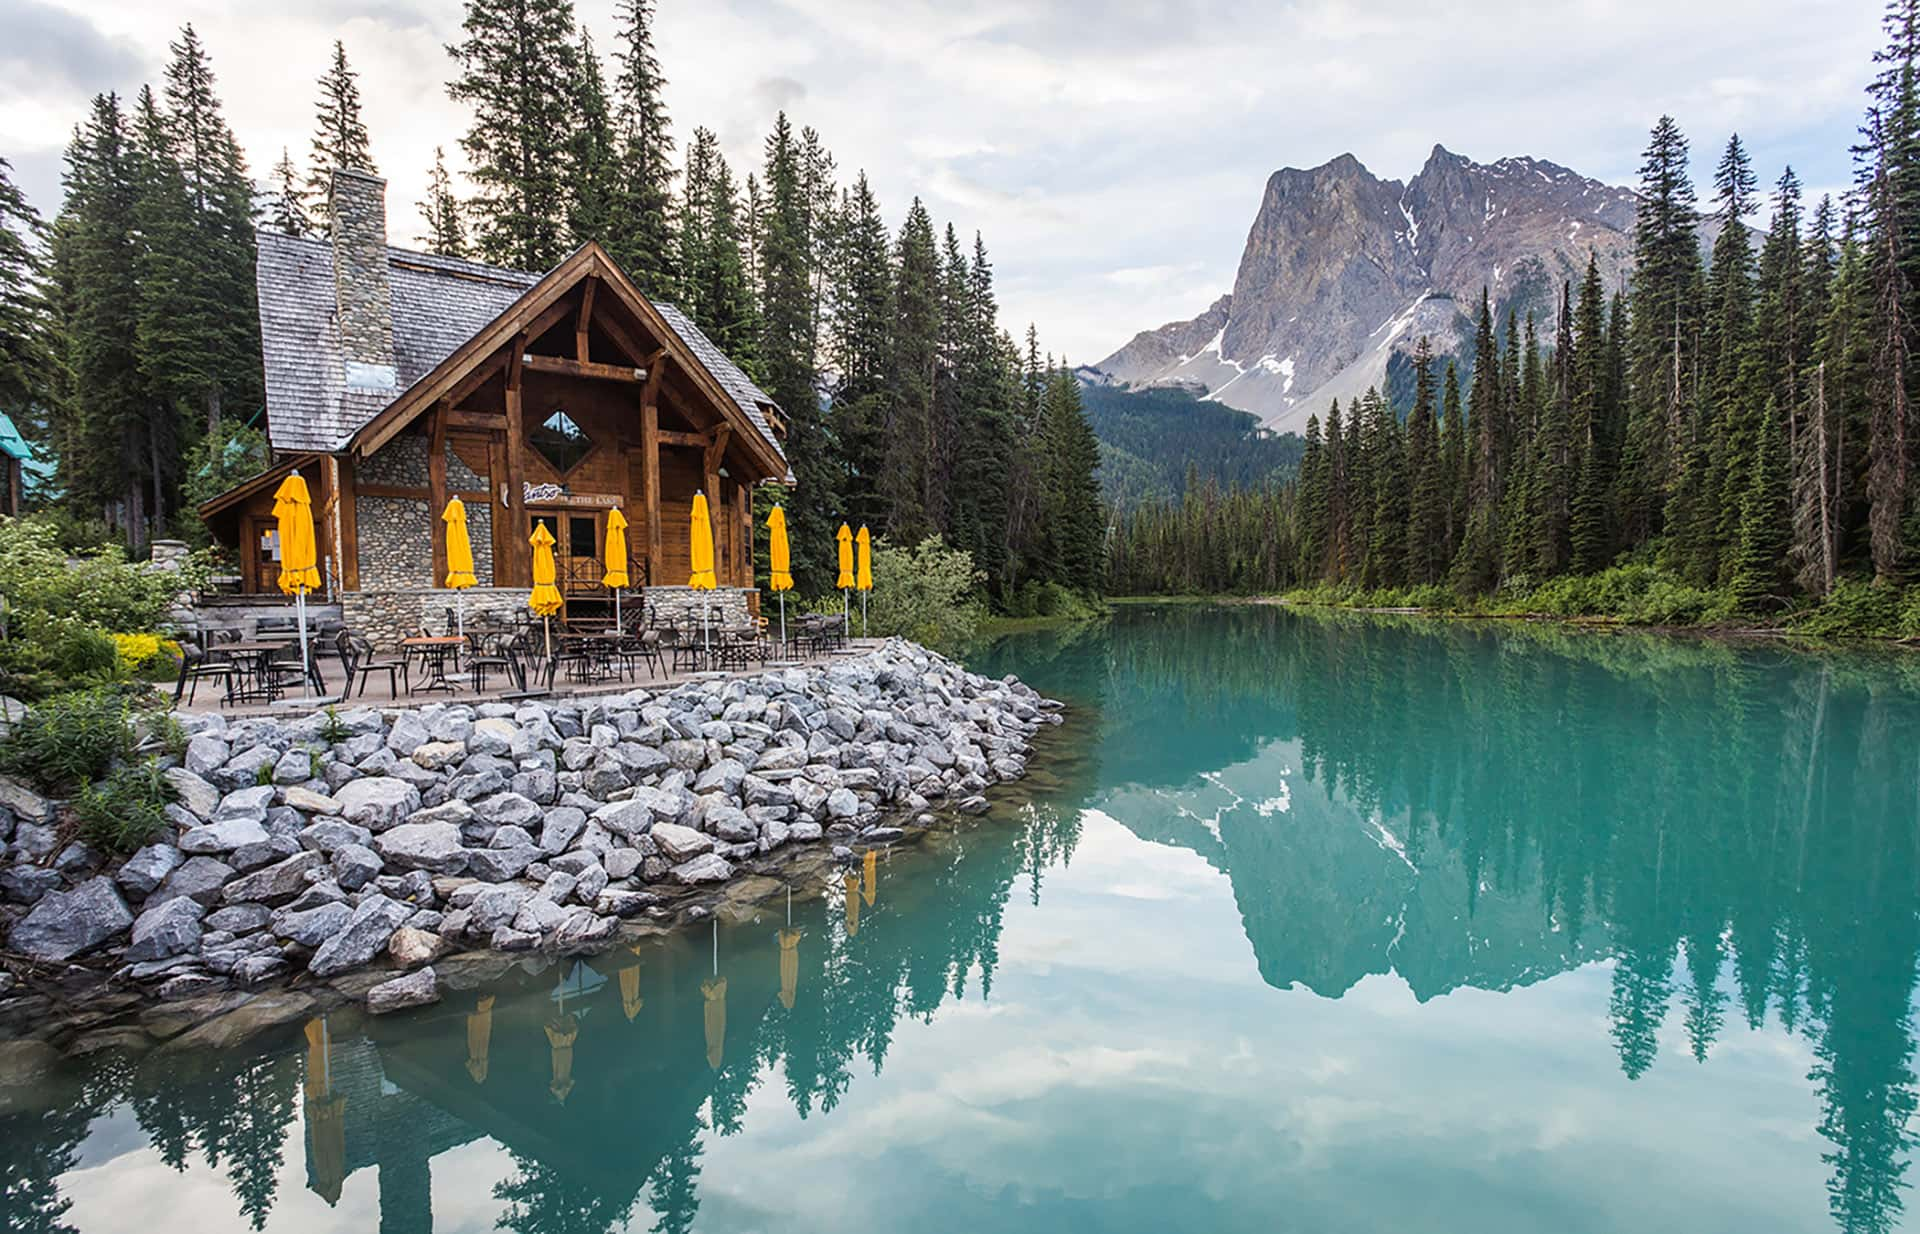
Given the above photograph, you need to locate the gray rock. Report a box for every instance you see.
[669,852,732,884]
[511,895,567,934]
[230,836,301,873]
[662,739,706,771]
[117,843,184,898]
[205,904,272,934]
[468,885,533,933]
[604,847,644,880]
[511,769,558,805]
[7,876,132,961]
[333,777,422,830]
[179,816,271,855]
[596,889,658,916]
[274,901,352,947]
[694,758,747,797]
[126,896,205,962]
[331,843,383,891]
[538,807,587,854]
[386,714,431,757]
[0,776,50,825]
[272,748,314,786]
[550,907,618,949]
[374,822,468,874]
[366,965,440,1014]
[163,767,221,820]
[0,863,63,905]
[473,792,541,830]
[649,822,713,862]
[611,743,670,777]
[280,786,339,815]
[152,857,237,906]
[788,821,824,843]
[488,824,536,850]
[704,805,758,844]
[956,795,991,815]
[572,864,608,904]
[826,788,860,820]
[232,954,293,986]
[410,741,465,771]
[308,894,412,976]
[464,845,538,882]
[297,818,373,854]
[184,735,228,777]
[221,851,322,906]
[387,927,446,969]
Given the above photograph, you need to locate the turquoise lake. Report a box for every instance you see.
[6,604,1920,1233]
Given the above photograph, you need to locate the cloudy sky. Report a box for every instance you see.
[0,0,1889,362]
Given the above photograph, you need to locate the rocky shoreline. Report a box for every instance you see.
[0,640,1061,1032]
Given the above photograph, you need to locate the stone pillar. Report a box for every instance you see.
[328,168,397,394]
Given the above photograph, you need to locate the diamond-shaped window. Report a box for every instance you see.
[531,409,591,476]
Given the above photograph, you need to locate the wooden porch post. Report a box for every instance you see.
[735,480,752,588]
[428,401,449,588]
[641,365,663,585]
[503,336,528,585]
[338,454,360,591]
[702,426,731,586]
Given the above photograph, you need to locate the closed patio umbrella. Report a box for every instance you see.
[862,847,877,907]
[466,994,495,1084]
[778,928,802,1010]
[856,526,872,637]
[443,497,476,641]
[843,870,861,937]
[767,505,793,653]
[619,948,644,1020]
[690,492,716,656]
[529,522,562,663]
[603,508,631,632]
[546,1012,579,1104]
[273,472,321,701]
[702,975,727,1069]
[302,1017,346,1206]
[836,523,853,636]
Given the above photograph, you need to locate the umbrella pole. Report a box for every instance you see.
[779,593,786,657]
[296,588,312,701]
[456,592,465,643]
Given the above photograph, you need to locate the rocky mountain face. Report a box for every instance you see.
[1091,145,1654,432]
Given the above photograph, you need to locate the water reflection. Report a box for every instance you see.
[5,606,1920,1233]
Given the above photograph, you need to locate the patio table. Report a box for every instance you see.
[401,635,465,695]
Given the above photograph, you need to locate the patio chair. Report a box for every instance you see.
[467,630,514,693]
[338,631,407,699]
[172,639,240,708]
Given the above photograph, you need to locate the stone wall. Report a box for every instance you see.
[466,502,495,587]
[356,496,432,592]
[360,434,428,487]
[328,169,397,389]
[341,587,532,650]
[644,586,753,630]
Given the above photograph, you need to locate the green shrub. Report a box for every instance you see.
[1001,580,1105,621]
[0,515,194,632]
[73,760,175,854]
[808,535,987,653]
[0,614,126,701]
[0,687,138,793]
[1790,579,1912,639]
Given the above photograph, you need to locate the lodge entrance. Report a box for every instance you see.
[247,516,282,594]
[530,510,607,595]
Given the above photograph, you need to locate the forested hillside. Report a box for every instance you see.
[1081,382,1303,509]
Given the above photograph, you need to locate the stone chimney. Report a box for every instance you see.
[328,168,397,392]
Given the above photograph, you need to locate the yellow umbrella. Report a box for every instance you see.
[862,847,877,907]
[603,508,631,632]
[690,492,716,656]
[777,928,802,1010]
[443,498,476,642]
[619,959,644,1021]
[836,523,853,634]
[302,1018,346,1206]
[702,976,728,1070]
[466,995,494,1084]
[529,521,562,666]
[546,1012,579,1104]
[843,871,861,937]
[767,506,793,653]
[856,526,873,637]
[273,472,320,699]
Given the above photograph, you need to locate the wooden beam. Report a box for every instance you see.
[576,277,596,362]
[445,349,509,409]
[338,455,359,591]
[487,435,508,583]
[657,430,710,448]
[446,408,506,432]
[428,400,449,587]
[736,479,752,588]
[641,391,662,584]
[702,424,732,476]
[597,309,657,369]
[520,354,647,383]
[522,296,575,348]
[504,335,527,586]
[704,421,731,581]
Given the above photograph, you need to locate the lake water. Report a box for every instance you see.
[6,605,1920,1234]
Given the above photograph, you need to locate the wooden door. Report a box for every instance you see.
[247,516,281,594]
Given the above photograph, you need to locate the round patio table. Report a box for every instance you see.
[401,635,465,695]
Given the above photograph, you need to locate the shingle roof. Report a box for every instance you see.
[255,230,784,464]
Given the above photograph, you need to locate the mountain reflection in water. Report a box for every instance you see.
[5,605,1920,1234]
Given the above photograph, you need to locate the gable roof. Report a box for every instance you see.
[255,231,784,465]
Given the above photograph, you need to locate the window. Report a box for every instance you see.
[530,409,592,476]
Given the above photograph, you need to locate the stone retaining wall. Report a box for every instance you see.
[342,588,530,649]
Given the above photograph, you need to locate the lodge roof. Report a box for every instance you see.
[255,230,784,462]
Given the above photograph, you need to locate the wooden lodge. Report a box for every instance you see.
[198,169,786,643]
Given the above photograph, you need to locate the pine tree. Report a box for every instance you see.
[1362,387,1406,586]
[677,129,756,369]
[1729,398,1792,608]
[1039,367,1104,591]
[129,84,202,535]
[265,148,311,237]
[1700,133,1761,584]
[1299,413,1328,578]
[884,198,939,541]
[1406,337,1445,584]
[419,147,467,256]
[608,0,676,295]
[1441,360,1467,565]
[826,172,892,531]
[447,0,580,271]
[1453,291,1503,591]
[757,113,834,590]
[1570,251,1612,571]
[564,33,622,251]
[0,157,50,416]
[308,40,375,205]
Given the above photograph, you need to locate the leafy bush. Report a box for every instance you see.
[0,687,138,793]
[0,516,189,632]
[1000,580,1105,621]
[810,535,986,652]
[73,761,175,854]
[1790,579,1912,640]
[112,632,181,678]
[0,614,125,700]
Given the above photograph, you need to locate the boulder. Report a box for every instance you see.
[0,778,51,826]
[307,894,412,976]
[178,816,271,855]
[669,852,732,884]
[374,822,469,874]
[163,768,221,820]
[410,741,465,771]
[473,792,541,830]
[7,876,132,961]
[386,713,431,757]
[297,819,373,854]
[205,904,272,934]
[330,843,383,891]
[116,843,184,898]
[273,901,352,948]
[538,807,587,854]
[152,856,236,906]
[333,777,422,830]
[387,927,448,969]
[367,965,441,1014]
[125,896,205,962]
[280,786,339,815]
[183,735,228,778]
[0,864,63,905]
[465,845,538,882]
[649,822,713,862]
[272,748,313,785]
[221,851,322,906]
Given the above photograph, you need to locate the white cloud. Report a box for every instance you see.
[0,0,1887,360]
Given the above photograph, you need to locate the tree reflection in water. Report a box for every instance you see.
[3,606,1917,1234]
